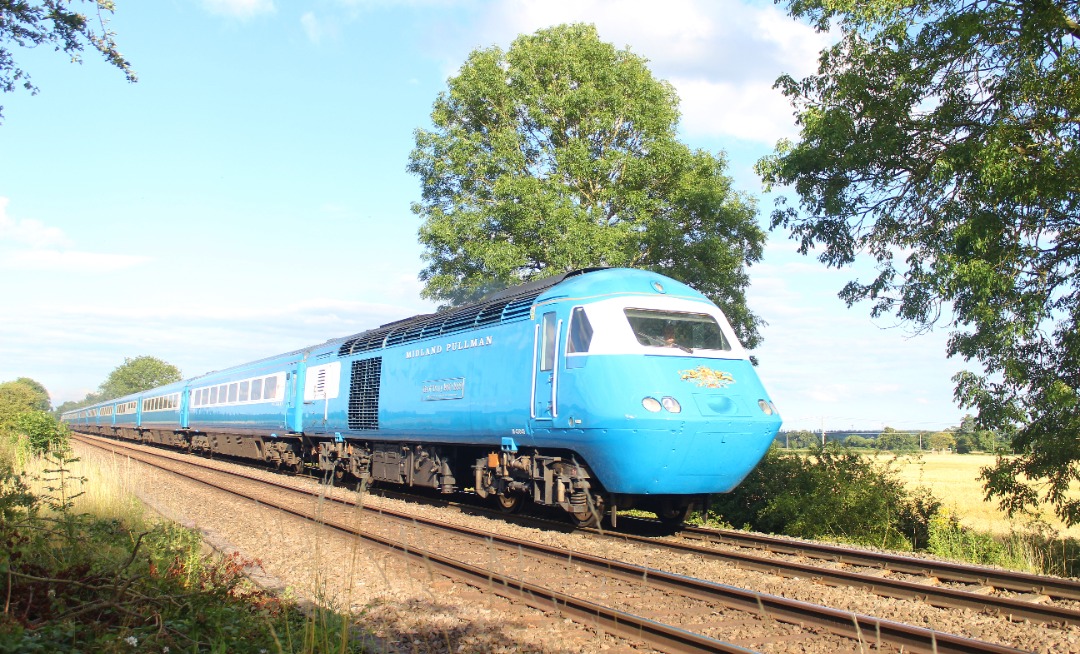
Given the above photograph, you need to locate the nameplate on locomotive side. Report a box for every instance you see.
[421,377,466,401]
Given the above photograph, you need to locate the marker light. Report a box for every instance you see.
[757,399,774,415]
[642,397,663,412]
[661,396,682,413]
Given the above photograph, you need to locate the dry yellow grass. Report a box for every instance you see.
[880,452,1080,540]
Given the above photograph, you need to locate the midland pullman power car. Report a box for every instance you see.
[64,268,782,527]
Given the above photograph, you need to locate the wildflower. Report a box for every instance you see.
[125,636,138,646]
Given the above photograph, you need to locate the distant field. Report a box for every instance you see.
[877,452,1080,540]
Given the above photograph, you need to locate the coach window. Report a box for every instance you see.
[251,378,263,401]
[540,312,557,371]
[218,385,228,403]
[264,376,278,400]
[209,387,218,404]
[567,307,593,354]
[239,380,249,402]
[228,383,238,403]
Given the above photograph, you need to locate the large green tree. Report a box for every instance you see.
[757,1,1080,521]
[0,1,135,122]
[8,377,49,412]
[98,356,181,400]
[408,23,767,346]
[0,379,45,434]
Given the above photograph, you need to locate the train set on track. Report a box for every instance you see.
[63,268,782,527]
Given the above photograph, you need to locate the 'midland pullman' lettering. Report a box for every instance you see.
[405,335,494,359]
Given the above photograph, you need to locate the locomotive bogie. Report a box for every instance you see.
[62,268,782,527]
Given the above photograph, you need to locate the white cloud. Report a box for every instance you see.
[301,12,332,44]
[0,198,151,273]
[674,77,799,144]
[201,0,276,19]
[0,250,151,272]
[0,198,72,248]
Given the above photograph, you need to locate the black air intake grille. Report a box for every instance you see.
[348,357,381,430]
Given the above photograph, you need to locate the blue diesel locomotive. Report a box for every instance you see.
[63,268,781,527]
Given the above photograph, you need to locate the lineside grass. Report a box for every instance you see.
[0,436,364,653]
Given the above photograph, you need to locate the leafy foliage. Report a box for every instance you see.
[712,445,942,549]
[758,0,1080,522]
[0,1,136,123]
[0,381,45,436]
[10,379,49,412]
[0,449,357,653]
[409,23,767,346]
[97,356,181,401]
[10,412,68,459]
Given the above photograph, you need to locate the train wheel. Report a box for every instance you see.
[569,508,602,528]
[493,493,525,514]
[568,495,605,528]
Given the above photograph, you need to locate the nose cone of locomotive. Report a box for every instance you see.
[555,355,781,495]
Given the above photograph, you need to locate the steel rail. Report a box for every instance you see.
[75,434,1029,654]
[591,524,1080,626]
[675,523,1080,602]
[286,469,1080,625]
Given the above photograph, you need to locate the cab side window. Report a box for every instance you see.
[540,312,557,371]
[567,307,593,354]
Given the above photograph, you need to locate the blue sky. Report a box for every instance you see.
[0,0,970,431]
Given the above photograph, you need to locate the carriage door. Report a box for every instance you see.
[532,311,562,421]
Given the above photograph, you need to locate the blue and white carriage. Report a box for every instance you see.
[63,268,781,526]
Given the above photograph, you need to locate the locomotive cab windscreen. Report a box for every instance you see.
[623,309,730,352]
[562,297,746,359]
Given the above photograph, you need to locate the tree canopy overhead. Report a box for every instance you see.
[757,1,1080,521]
[409,23,767,347]
[0,0,135,122]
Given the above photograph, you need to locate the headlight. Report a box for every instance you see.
[758,399,774,415]
[661,396,681,413]
[642,397,662,412]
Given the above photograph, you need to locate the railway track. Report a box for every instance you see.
[309,470,1080,626]
[73,433,1036,653]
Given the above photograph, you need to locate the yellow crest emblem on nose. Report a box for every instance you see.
[679,366,735,388]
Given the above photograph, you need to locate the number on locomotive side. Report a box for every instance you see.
[510,428,526,435]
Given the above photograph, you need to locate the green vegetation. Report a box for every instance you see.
[711,445,940,550]
[758,0,1080,525]
[708,445,1080,575]
[409,23,766,346]
[0,0,136,124]
[0,389,363,652]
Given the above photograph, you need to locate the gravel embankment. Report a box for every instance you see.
[75,441,1080,653]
